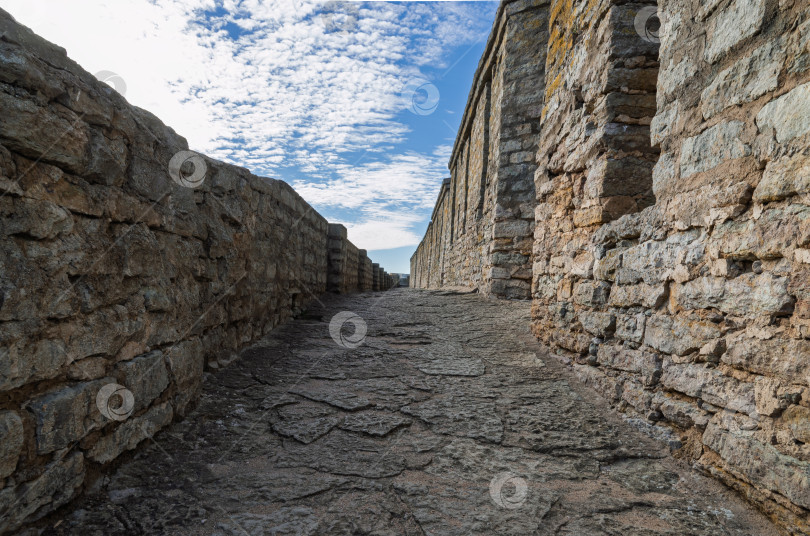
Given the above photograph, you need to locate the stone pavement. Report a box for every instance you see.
[38,289,781,535]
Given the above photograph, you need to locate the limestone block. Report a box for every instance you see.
[701,39,785,119]
[86,402,173,464]
[679,121,751,179]
[782,405,810,443]
[754,377,785,417]
[653,392,711,429]
[703,420,810,509]
[115,351,169,412]
[615,313,646,343]
[0,339,68,391]
[608,283,667,308]
[0,411,23,479]
[672,273,793,316]
[579,311,615,337]
[572,281,611,307]
[723,329,810,379]
[704,0,766,64]
[753,152,810,202]
[661,362,755,415]
[756,82,810,143]
[27,378,111,454]
[712,204,810,259]
[0,452,85,534]
[644,315,721,356]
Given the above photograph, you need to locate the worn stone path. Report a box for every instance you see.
[41,289,780,535]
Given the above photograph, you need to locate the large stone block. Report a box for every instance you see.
[661,363,755,415]
[703,420,810,509]
[753,152,810,203]
[679,121,751,179]
[0,451,85,534]
[723,329,810,380]
[27,378,111,454]
[86,402,173,464]
[644,315,722,356]
[672,273,794,316]
[701,39,785,119]
[756,82,810,143]
[704,0,766,64]
[115,351,169,412]
[0,411,23,479]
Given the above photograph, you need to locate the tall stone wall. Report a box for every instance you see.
[358,249,373,291]
[529,0,810,531]
[413,0,810,530]
[0,11,394,533]
[326,223,361,294]
[411,0,549,298]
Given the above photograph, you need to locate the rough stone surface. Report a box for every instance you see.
[0,9,395,533]
[28,290,779,536]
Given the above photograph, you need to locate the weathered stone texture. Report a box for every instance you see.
[0,9,394,533]
[527,0,810,530]
[411,0,548,298]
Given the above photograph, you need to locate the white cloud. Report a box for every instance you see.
[2,0,495,252]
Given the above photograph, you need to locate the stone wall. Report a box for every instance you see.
[326,224,361,294]
[358,249,373,291]
[529,0,810,531]
[411,0,549,298]
[412,0,810,530]
[0,11,393,534]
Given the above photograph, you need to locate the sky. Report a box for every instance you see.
[2,0,498,273]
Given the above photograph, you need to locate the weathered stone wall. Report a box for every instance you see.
[0,11,394,533]
[529,0,810,531]
[411,0,549,298]
[326,224,361,294]
[358,249,373,291]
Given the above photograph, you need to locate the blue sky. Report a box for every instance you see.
[4,0,498,274]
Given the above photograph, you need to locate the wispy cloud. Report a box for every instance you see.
[4,0,496,255]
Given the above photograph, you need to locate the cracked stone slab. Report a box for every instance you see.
[339,411,412,436]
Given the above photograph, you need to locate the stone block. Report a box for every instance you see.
[704,0,766,64]
[723,330,810,379]
[115,351,169,412]
[672,274,794,316]
[753,152,810,202]
[703,421,810,509]
[615,313,646,343]
[644,315,721,356]
[0,452,84,534]
[572,281,611,307]
[782,405,810,443]
[86,402,173,464]
[579,311,615,337]
[701,39,784,119]
[679,121,751,179]
[756,82,810,143]
[661,362,755,415]
[27,378,111,454]
[0,411,23,479]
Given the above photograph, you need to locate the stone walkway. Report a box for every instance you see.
[41,289,780,535]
